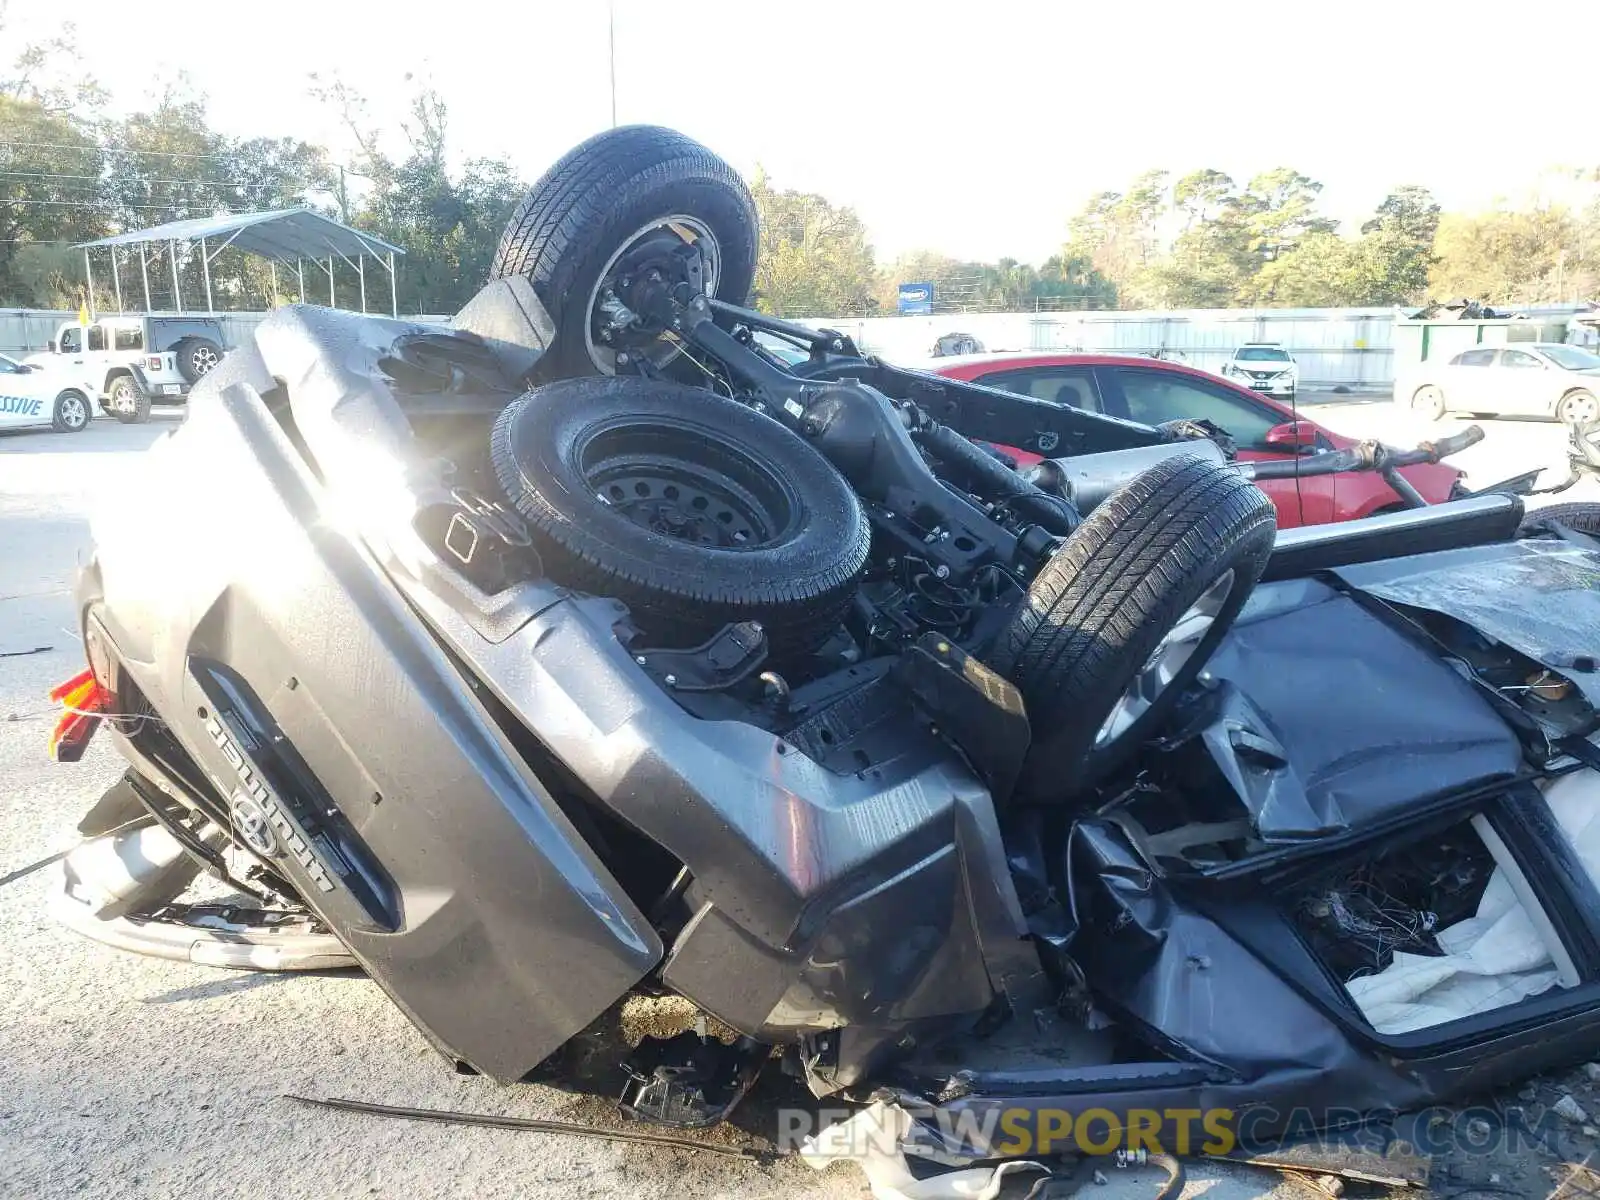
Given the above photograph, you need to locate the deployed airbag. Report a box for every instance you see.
[1347,770,1600,1033]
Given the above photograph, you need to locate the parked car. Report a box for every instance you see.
[26,314,227,424]
[0,352,93,434]
[931,331,984,357]
[928,351,1461,527]
[1221,341,1299,399]
[1401,342,1600,423]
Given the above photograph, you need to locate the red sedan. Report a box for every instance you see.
[927,352,1462,528]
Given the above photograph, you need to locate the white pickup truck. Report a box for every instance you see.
[27,315,227,423]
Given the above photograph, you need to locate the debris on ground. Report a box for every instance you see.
[799,1101,1058,1200]
[617,993,743,1047]
[1555,1096,1591,1124]
[1207,1139,1429,1191]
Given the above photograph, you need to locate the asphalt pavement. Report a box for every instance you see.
[1,402,1591,1199]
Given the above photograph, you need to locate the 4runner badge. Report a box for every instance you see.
[204,714,337,893]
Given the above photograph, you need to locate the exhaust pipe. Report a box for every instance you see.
[1024,440,1227,514]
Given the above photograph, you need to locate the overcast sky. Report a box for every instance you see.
[20,0,1598,262]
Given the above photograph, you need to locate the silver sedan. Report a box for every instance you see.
[1401,342,1600,422]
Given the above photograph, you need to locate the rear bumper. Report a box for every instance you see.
[79,338,661,1081]
[113,366,190,401]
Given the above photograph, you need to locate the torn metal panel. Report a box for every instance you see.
[1337,540,1600,705]
[1196,583,1523,839]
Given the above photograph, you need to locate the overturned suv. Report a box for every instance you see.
[50,128,1600,1172]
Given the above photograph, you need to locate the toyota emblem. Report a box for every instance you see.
[229,793,279,857]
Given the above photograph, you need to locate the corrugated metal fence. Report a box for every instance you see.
[803,308,1398,388]
[6,306,1396,387]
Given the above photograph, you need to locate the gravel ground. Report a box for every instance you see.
[2,402,1597,1200]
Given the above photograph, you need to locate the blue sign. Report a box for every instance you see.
[898,282,934,315]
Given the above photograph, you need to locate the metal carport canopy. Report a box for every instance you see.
[75,207,407,317]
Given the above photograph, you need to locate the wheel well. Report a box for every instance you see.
[56,387,88,401]
[104,368,133,389]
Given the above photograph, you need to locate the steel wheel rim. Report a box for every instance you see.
[1094,569,1235,750]
[1563,393,1598,425]
[579,420,793,550]
[59,394,87,427]
[584,214,722,375]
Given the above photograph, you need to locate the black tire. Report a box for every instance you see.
[173,337,223,384]
[51,389,91,433]
[107,376,150,424]
[1519,502,1600,538]
[491,376,870,653]
[991,454,1277,801]
[490,126,758,379]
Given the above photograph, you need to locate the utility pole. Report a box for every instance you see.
[608,0,618,127]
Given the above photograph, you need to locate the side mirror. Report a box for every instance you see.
[1264,420,1319,450]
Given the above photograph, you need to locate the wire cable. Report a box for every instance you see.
[281,1095,767,1159]
[0,197,228,211]
[0,138,249,162]
[0,169,247,186]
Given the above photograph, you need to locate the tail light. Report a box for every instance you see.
[147,356,162,370]
[49,668,109,763]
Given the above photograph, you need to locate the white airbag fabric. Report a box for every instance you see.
[1347,770,1600,1034]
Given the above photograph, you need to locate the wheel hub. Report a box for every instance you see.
[580,423,793,552]
[606,477,757,548]
[584,216,722,374]
[601,474,766,548]
[1095,569,1235,749]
